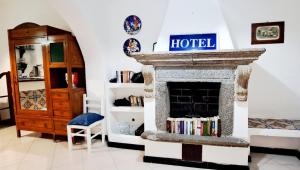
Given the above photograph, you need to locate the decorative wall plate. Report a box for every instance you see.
[123,15,142,35]
[123,38,141,56]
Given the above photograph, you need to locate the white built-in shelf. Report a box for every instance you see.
[107,81,145,146]
[109,83,144,89]
[111,106,144,113]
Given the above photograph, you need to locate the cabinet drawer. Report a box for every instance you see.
[54,119,69,135]
[54,110,72,118]
[17,118,53,130]
[51,92,69,100]
[52,101,70,110]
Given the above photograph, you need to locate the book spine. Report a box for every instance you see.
[140,96,144,106]
[173,120,175,134]
[192,118,197,135]
[129,71,133,83]
[217,118,221,137]
[177,120,180,134]
[200,118,204,136]
[134,96,137,106]
[207,118,211,136]
[116,71,120,83]
[211,119,215,136]
[203,118,208,136]
[137,96,141,106]
[197,118,201,135]
[214,116,218,136]
[180,120,184,134]
[121,71,123,83]
[125,71,129,83]
[166,120,170,133]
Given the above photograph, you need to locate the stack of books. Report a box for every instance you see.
[166,116,221,137]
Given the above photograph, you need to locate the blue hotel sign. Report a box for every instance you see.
[169,33,217,51]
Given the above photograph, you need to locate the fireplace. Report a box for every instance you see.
[167,82,221,118]
[132,48,266,136]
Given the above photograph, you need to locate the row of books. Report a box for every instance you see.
[129,95,144,107]
[166,116,221,137]
[116,70,134,83]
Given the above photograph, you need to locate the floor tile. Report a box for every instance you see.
[0,125,299,170]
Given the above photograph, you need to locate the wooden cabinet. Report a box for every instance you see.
[8,22,86,138]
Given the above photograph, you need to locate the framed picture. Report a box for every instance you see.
[251,21,284,44]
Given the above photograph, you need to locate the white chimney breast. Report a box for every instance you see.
[155,0,234,52]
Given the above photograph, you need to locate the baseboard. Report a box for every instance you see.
[107,141,144,151]
[144,156,249,170]
[251,146,300,160]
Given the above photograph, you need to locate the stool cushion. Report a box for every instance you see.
[68,113,104,126]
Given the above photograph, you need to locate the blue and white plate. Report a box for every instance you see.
[123,38,141,56]
[124,15,142,35]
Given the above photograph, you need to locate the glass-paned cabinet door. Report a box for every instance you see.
[50,42,64,62]
[15,44,48,111]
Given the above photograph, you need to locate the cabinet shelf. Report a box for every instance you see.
[111,106,144,113]
[109,83,144,89]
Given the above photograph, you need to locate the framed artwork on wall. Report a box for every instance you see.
[251,21,284,44]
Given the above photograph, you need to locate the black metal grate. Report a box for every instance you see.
[167,82,221,118]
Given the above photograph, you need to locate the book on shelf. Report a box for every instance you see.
[166,116,221,137]
[116,70,134,83]
[128,95,144,107]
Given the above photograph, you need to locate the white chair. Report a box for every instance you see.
[67,94,105,152]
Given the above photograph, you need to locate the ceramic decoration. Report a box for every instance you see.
[123,38,141,56]
[123,15,142,35]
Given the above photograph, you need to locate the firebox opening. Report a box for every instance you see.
[167,82,221,118]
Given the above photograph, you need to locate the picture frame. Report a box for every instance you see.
[251,21,284,44]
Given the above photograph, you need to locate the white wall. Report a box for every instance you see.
[48,0,169,99]
[0,0,70,120]
[219,0,300,150]
[219,0,300,120]
[155,0,233,51]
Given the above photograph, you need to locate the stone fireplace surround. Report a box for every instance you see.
[132,48,266,136]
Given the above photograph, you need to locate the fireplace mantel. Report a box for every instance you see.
[131,48,265,67]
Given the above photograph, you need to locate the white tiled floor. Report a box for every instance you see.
[0,125,299,170]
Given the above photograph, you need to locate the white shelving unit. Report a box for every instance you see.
[106,83,145,146]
